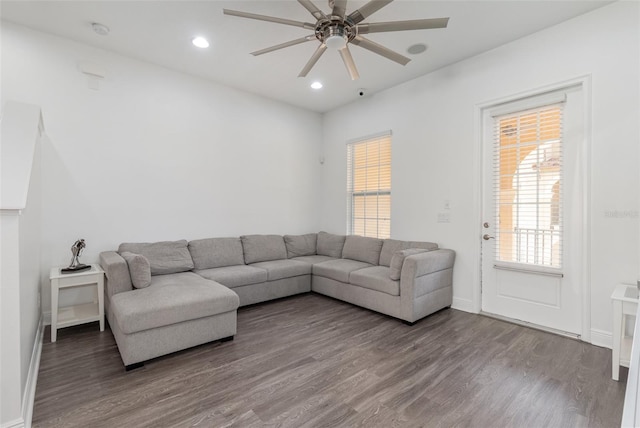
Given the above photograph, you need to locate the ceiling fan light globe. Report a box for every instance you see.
[326,34,347,50]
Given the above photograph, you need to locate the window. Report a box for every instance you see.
[494,103,563,268]
[347,132,391,238]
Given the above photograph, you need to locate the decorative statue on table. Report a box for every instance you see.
[61,239,91,273]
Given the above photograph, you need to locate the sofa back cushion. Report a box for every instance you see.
[241,234,287,264]
[284,233,317,258]
[118,240,194,275]
[316,231,346,258]
[188,237,245,270]
[342,235,383,265]
[379,239,439,267]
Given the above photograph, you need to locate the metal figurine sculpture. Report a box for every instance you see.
[61,239,91,273]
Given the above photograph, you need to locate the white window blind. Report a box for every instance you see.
[347,133,391,239]
[494,103,563,268]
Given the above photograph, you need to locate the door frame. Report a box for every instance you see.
[472,75,592,342]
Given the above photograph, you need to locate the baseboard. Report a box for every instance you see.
[0,317,42,428]
[22,316,44,428]
[451,297,475,313]
[590,328,612,349]
[0,419,24,428]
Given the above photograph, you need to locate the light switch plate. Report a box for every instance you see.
[437,212,450,223]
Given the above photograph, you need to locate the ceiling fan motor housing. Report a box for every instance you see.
[315,17,357,47]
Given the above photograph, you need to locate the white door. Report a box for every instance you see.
[481,85,585,336]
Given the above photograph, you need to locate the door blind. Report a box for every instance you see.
[493,103,564,268]
[347,133,391,239]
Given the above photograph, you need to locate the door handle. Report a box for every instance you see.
[483,234,495,240]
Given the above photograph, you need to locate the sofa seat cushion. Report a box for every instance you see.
[241,235,287,264]
[118,240,194,275]
[195,265,268,288]
[291,255,337,265]
[349,266,400,296]
[250,259,311,281]
[188,237,244,270]
[379,239,439,267]
[110,272,239,334]
[312,259,373,283]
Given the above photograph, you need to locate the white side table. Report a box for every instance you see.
[50,264,105,342]
[612,283,639,381]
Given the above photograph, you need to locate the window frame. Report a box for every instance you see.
[492,100,565,270]
[346,131,392,239]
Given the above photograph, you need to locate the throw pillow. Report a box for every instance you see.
[120,252,151,289]
[389,248,429,281]
[316,231,346,258]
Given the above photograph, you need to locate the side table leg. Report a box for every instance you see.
[51,279,59,343]
[613,300,622,381]
[98,274,105,332]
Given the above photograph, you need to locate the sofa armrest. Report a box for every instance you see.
[99,251,133,299]
[399,249,455,322]
[400,249,455,297]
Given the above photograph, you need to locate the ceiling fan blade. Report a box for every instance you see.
[338,46,360,80]
[351,36,410,65]
[358,18,449,34]
[251,35,316,56]
[223,9,315,30]
[347,0,393,25]
[298,0,326,20]
[298,44,328,77]
[331,0,348,19]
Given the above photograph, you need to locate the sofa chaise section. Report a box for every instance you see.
[100,241,239,369]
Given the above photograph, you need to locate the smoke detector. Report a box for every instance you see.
[91,22,110,36]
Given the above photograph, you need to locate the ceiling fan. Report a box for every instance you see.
[223,0,449,80]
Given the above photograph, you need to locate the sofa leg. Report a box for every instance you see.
[403,320,416,326]
[220,335,234,343]
[125,362,144,371]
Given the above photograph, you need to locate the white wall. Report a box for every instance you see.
[1,22,323,314]
[320,1,639,342]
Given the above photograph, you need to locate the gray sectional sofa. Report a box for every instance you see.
[99,232,455,369]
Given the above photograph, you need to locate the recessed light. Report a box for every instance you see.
[192,37,210,48]
[310,81,323,90]
[91,22,110,36]
[407,43,428,55]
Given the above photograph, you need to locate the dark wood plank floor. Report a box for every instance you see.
[33,293,626,428]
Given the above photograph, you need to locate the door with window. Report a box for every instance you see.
[481,85,584,336]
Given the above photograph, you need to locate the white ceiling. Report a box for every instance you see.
[1,0,613,113]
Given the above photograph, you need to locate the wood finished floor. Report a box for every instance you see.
[34,293,626,428]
